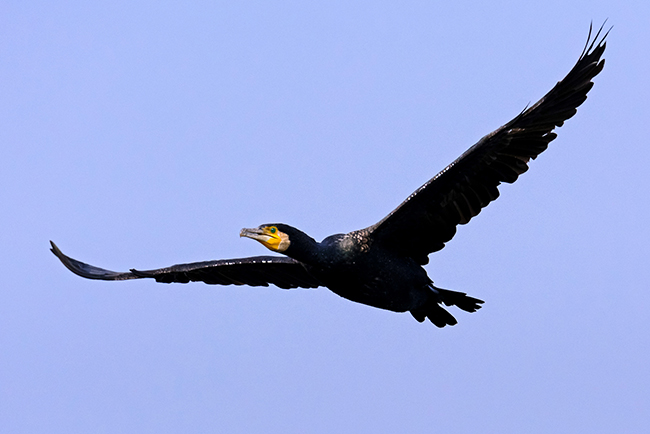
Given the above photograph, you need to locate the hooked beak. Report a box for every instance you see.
[240,227,273,243]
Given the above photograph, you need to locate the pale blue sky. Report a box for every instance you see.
[2,1,649,433]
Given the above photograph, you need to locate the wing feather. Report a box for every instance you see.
[368,23,609,264]
[50,241,322,289]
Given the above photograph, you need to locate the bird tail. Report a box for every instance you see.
[436,286,484,313]
[410,286,484,327]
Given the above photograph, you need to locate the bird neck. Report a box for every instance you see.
[284,231,322,265]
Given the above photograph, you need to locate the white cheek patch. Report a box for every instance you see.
[277,232,291,252]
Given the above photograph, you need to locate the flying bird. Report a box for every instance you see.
[51,25,608,327]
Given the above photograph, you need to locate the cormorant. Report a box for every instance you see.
[51,25,608,327]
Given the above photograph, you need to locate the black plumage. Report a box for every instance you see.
[51,25,608,327]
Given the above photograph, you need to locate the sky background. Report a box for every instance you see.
[1,1,649,433]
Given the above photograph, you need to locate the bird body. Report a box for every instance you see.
[51,24,609,327]
[237,224,482,326]
[305,230,430,312]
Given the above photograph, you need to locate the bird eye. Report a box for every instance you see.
[269,227,277,234]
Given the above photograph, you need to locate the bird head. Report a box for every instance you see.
[240,224,292,253]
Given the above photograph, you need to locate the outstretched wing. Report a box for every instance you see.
[368,24,609,265]
[50,241,322,289]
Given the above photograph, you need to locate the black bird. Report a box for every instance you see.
[51,25,608,327]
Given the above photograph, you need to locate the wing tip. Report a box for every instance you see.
[581,20,611,60]
[50,240,140,281]
[49,240,61,256]
[50,240,72,265]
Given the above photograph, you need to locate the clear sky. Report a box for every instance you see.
[1,1,648,433]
